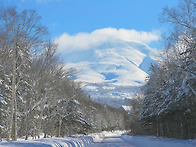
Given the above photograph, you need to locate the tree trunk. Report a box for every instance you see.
[25,113,29,140]
[44,133,47,138]
[69,121,72,136]
[8,45,18,141]
[37,110,43,139]
[7,99,14,141]
[56,120,61,137]
[180,117,184,138]
[184,113,190,139]
[12,44,18,141]
[166,120,170,137]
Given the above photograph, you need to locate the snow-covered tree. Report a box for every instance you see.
[0,7,47,141]
[141,0,196,139]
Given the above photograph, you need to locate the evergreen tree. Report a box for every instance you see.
[140,0,196,139]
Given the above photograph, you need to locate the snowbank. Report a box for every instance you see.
[89,130,127,142]
[0,136,94,147]
[121,135,196,147]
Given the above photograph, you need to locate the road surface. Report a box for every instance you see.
[91,135,135,147]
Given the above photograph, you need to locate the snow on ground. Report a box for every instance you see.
[89,130,127,142]
[0,136,93,147]
[90,131,196,147]
[121,135,196,147]
[0,131,196,147]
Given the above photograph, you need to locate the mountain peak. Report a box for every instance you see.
[63,40,156,108]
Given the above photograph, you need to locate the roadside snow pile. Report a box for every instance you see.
[0,136,94,147]
[121,135,196,147]
[90,130,127,142]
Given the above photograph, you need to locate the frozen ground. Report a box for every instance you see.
[0,131,195,147]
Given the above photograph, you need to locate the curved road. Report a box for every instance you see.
[91,136,134,147]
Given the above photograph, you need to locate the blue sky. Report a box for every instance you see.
[1,0,179,50]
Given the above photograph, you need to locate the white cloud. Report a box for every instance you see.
[54,28,160,53]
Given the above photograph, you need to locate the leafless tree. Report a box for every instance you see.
[0,7,47,141]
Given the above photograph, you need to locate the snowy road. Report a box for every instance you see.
[0,131,196,147]
[92,136,134,147]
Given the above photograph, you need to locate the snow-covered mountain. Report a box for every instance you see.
[63,40,157,108]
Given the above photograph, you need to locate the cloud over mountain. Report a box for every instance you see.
[54,28,160,107]
[55,28,159,53]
